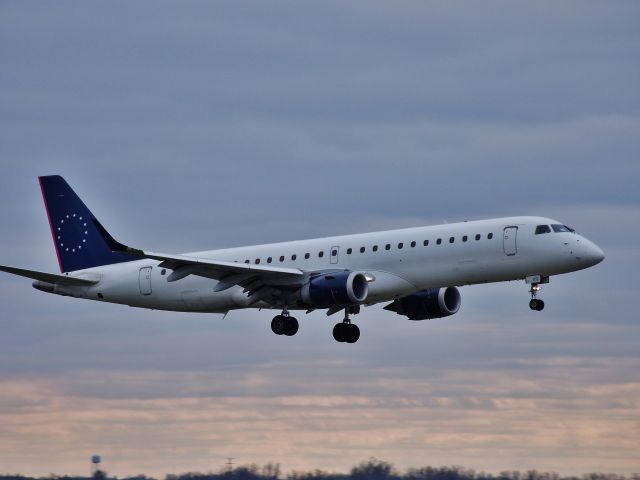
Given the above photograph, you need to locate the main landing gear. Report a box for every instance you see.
[271,310,299,336]
[333,306,360,344]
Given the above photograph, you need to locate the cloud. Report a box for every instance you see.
[1,357,639,476]
[0,0,639,477]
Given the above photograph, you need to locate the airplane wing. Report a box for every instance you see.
[93,219,308,305]
[0,264,98,286]
[135,251,303,279]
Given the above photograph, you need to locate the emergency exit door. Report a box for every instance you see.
[503,227,518,256]
[330,246,339,264]
[139,267,152,295]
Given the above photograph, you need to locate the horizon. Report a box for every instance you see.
[1,459,637,479]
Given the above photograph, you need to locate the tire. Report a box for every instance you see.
[529,299,539,311]
[536,300,545,311]
[345,324,360,344]
[271,315,287,335]
[332,323,346,342]
[284,316,299,336]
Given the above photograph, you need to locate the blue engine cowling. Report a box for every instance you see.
[383,287,461,320]
[301,271,369,308]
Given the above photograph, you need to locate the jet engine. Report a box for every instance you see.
[384,287,461,320]
[301,271,369,308]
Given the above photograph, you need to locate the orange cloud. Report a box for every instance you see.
[1,356,639,477]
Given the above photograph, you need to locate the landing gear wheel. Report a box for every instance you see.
[529,298,545,311]
[345,324,360,344]
[272,314,299,336]
[284,317,299,336]
[271,315,287,335]
[333,323,347,342]
[333,322,360,343]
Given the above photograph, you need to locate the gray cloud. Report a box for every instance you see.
[0,0,639,477]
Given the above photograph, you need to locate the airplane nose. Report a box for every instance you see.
[590,244,605,265]
[583,240,605,266]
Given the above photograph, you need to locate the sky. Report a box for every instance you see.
[0,1,639,477]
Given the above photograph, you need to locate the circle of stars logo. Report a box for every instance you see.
[56,213,88,254]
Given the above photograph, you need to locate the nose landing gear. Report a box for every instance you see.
[271,309,299,336]
[528,283,545,311]
[526,275,549,311]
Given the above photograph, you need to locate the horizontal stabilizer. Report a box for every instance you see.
[0,264,98,286]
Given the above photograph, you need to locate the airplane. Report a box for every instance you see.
[0,175,605,344]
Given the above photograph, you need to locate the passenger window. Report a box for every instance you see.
[535,225,551,234]
[462,235,468,242]
[255,259,260,264]
[291,254,297,261]
[475,234,481,241]
[279,256,285,262]
[331,249,337,257]
[360,247,365,253]
[347,248,353,254]
[318,251,324,258]
[267,257,272,263]
[423,240,429,246]
[488,233,493,239]
[449,237,454,243]
[398,242,403,249]
[245,260,250,264]
[304,253,310,259]
[373,245,378,252]
[410,241,416,247]
[385,244,391,250]
[436,238,442,245]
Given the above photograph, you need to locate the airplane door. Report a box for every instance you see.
[503,227,518,256]
[330,246,339,264]
[139,267,152,295]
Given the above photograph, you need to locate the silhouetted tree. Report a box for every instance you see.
[289,469,347,480]
[351,459,397,480]
[260,465,280,480]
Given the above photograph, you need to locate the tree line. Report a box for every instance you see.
[0,459,633,480]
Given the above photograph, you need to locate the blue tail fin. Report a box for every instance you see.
[39,175,136,273]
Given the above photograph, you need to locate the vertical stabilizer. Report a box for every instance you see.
[39,175,135,273]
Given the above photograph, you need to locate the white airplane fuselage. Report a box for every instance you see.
[46,216,604,314]
[1,176,606,343]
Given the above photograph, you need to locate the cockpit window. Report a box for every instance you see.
[535,225,551,234]
[552,224,575,233]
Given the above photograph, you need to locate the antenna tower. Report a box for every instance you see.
[91,455,102,476]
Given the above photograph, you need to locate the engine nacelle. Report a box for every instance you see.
[384,287,461,320]
[301,271,369,308]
